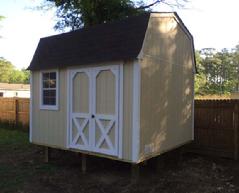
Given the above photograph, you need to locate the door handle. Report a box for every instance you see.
[91,114,95,118]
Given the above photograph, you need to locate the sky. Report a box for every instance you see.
[0,0,239,69]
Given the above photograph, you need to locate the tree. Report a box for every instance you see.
[194,50,207,95]
[232,45,239,91]
[0,15,5,38]
[41,0,187,31]
[0,57,30,84]
[0,57,15,83]
[195,46,239,95]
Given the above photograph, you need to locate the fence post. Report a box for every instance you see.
[233,103,239,160]
[15,99,19,126]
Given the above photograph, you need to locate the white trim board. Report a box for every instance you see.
[66,69,71,148]
[29,72,33,143]
[192,73,195,140]
[118,63,124,159]
[132,60,141,163]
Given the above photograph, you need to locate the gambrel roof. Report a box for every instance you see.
[28,12,196,71]
[28,13,150,70]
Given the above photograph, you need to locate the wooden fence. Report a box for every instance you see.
[0,97,239,159]
[191,99,239,160]
[0,98,29,127]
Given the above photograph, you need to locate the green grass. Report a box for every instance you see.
[0,127,57,193]
[0,127,29,148]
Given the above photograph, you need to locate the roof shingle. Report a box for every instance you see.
[28,13,150,70]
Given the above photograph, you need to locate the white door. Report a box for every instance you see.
[69,65,120,157]
[69,69,92,151]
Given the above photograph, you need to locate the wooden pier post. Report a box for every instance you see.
[131,164,139,183]
[44,147,49,163]
[81,154,87,174]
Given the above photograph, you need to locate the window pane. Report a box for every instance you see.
[43,72,49,81]
[42,72,56,88]
[43,80,49,88]
[49,80,56,88]
[49,97,56,105]
[43,97,56,105]
[50,72,56,80]
[43,96,50,105]
[43,90,50,97]
[43,89,56,106]
[49,90,56,97]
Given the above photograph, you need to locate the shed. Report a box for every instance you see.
[28,12,196,164]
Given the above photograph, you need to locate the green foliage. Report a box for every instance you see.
[0,15,5,38]
[42,0,187,31]
[0,57,14,82]
[45,0,147,31]
[195,46,239,95]
[0,57,30,84]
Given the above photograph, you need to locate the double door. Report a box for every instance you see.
[69,65,119,156]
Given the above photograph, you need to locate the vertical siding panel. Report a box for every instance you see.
[32,61,134,162]
[32,70,67,148]
[139,16,194,161]
[122,62,134,161]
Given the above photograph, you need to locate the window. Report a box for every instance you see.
[40,71,58,110]
[0,92,3,97]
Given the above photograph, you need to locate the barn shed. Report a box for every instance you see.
[28,12,196,164]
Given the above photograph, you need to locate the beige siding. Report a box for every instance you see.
[31,61,134,162]
[138,15,194,161]
[96,70,115,115]
[32,70,67,148]
[122,61,134,160]
[73,72,89,113]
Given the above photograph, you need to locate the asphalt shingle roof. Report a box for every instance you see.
[28,13,150,70]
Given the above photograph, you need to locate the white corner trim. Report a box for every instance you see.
[29,72,33,143]
[132,60,141,163]
[39,69,59,110]
[118,63,123,159]
[66,69,70,148]
[192,73,195,140]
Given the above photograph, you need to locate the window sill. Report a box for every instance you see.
[40,105,59,111]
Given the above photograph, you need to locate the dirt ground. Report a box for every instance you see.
[1,128,239,193]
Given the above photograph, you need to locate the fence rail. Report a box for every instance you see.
[191,99,239,160]
[0,98,29,127]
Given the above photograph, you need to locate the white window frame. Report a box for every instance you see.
[40,69,59,110]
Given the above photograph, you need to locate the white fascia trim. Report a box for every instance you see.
[132,60,141,163]
[118,63,124,159]
[39,69,59,111]
[29,72,33,143]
